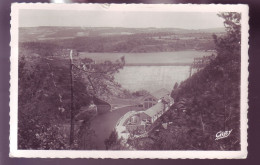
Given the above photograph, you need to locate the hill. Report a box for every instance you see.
[19,26,225,42]
[19,26,224,53]
[109,13,241,151]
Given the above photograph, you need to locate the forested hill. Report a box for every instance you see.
[151,48,240,150]
[108,13,241,150]
[19,27,225,53]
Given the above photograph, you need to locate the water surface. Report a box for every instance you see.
[115,66,190,92]
[78,51,212,64]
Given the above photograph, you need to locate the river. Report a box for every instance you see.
[90,106,136,149]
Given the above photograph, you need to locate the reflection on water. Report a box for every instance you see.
[115,66,190,92]
[90,106,135,149]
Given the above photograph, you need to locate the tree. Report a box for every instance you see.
[213,12,241,149]
[69,54,125,145]
[72,56,125,100]
[18,56,75,149]
[173,82,179,90]
[171,82,179,99]
[213,12,241,57]
[18,46,125,149]
[153,12,242,150]
[104,130,118,150]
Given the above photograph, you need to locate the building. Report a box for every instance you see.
[122,100,172,135]
[122,93,174,134]
[134,94,158,109]
[124,113,146,133]
[139,94,173,125]
[115,88,174,139]
[104,88,173,112]
[134,88,173,110]
[107,97,142,111]
[139,102,166,123]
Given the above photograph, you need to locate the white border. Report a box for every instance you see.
[10,3,249,159]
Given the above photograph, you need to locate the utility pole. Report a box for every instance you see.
[69,50,75,146]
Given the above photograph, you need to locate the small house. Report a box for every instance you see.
[140,102,165,123]
[134,88,172,110]
[135,94,158,109]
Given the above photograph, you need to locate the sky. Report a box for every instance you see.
[19,9,225,29]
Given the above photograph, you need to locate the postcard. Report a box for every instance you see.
[10,3,249,158]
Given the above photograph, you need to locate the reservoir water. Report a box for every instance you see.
[78,51,212,64]
[115,65,190,92]
[79,51,211,92]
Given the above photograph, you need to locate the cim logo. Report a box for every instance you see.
[215,129,232,140]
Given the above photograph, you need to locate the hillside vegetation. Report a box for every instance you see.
[18,49,124,149]
[111,13,241,150]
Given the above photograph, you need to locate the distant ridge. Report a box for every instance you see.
[125,63,191,66]
[19,26,225,33]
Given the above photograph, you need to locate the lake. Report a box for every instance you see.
[115,66,190,92]
[79,51,212,92]
[78,51,212,64]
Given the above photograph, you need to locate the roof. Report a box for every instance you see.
[105,88,171,108]
[144,102,164,117]
[107,97,139,106]
[151,88,170,100]
[135,93,157,102]
[108,93,158,106]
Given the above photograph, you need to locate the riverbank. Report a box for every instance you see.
[89,106,141,149]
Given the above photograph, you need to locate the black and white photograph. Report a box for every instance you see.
[9,3,249,158]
